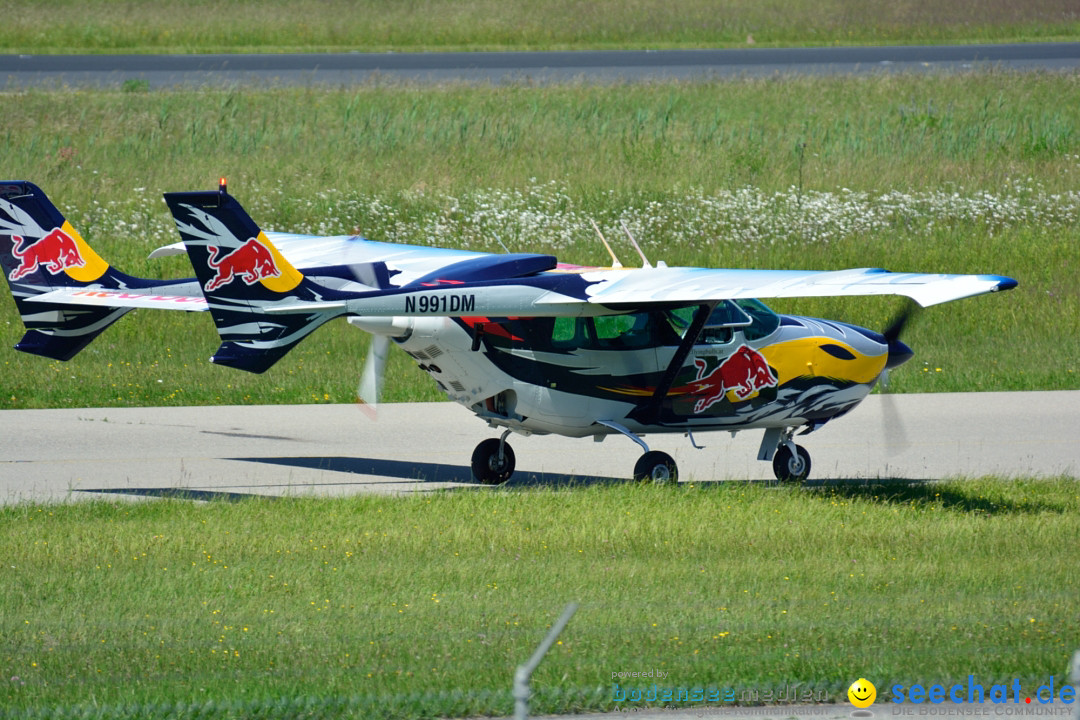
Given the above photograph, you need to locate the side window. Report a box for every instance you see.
[552,317,577,345]
[593,314,637,340]
[594,313,653,349]
[664,307,696,338]
[551,317,593,349]
[700,326,734,345]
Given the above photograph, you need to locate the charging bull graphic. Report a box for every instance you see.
[204,237,281,292]
[8,228,86,281]
[684,344,779,413]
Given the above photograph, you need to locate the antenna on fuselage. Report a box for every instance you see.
[619,219,652,268]
[589,219,623,269]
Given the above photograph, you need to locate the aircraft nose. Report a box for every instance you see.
[885,338,914,370]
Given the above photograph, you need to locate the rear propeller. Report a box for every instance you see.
[356,334,390,419]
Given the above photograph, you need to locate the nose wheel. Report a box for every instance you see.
[471,434,516,485]
[633,450,678,485]
[772,443,811,482]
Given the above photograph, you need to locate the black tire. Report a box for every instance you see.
[471,438,516,485]
[633,450,678,485]
[772,444,811,483]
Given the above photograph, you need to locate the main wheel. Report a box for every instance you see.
[772,444,811,483]
[633,450,678,485]
[471,438,516,485]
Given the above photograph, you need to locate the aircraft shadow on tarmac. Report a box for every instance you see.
[231,455,630,489]
[79,456,1063,515]
[79,487,268,503]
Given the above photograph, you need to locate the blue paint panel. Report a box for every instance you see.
[408,253,557,287]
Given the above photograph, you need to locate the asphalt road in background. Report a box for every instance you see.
[2,43,1079,88]
[0,391,1075,504]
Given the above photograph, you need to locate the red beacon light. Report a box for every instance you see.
[218,177,227,195]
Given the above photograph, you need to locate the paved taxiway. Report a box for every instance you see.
[0,391,1075,504]
[3,43,1079,88]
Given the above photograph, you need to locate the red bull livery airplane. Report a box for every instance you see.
[0,180,1017,484]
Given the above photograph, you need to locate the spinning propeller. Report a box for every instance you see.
[882,302,918,373]
[356,334,390,418]
[878,301,920,455]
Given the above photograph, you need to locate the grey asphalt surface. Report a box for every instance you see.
[3,43,1079,88]
[0,391,1075,504]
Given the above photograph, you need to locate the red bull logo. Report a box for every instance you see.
[686,344,779,413]
[8,228,85,281]
[204,237,281,292]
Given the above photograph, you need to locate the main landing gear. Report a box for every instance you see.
[598,419,679,485]
[471,430,516,485]
[470,424,680,486]
[633,450,678,484]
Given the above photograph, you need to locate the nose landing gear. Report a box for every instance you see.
[760,427,812,483]
[771,442,811,482]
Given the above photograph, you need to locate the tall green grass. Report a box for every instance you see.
[6,73,1080,198]
[2,480,1078,718]
[1,0,1077,53]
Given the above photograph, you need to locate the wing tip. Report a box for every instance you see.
[988,275,1018,293]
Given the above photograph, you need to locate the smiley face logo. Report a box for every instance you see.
[848,678,876,708]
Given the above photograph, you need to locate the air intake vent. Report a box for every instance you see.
[425,345,444,358]
[449,380,466,393]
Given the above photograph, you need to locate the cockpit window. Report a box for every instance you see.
[706,301,752,328]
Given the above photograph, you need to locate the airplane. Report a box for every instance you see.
[0,180,1017,485]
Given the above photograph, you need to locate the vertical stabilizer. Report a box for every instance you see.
[164,184,348,373]
[0,181,158,360]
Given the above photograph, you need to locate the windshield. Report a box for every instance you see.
[474,299,779,353]
[732,298,780,340]
[663,299,780,345]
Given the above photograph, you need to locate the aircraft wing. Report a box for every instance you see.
[574,266,1017,308]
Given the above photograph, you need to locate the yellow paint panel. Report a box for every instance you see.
[256,231,303,293]
[761,337,886,386]
[61,221,109,282]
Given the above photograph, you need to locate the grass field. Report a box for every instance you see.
[2,479,1078,718]
[2,72,1079,408]
[2,0,1077,54]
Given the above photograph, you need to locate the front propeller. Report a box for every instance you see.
[882,302,918,371]
[877,301,920,455]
